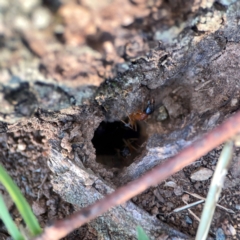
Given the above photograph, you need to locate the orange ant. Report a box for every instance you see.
[123,99,155,130]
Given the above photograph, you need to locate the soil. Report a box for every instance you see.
[0,0,240,239]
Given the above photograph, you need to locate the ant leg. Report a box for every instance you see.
[120,118,133,130]
[127,115,137,131]
[123,139,138,152]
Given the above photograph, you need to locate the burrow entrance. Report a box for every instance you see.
[91,120,148,168]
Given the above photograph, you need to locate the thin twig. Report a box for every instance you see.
[35,111,240,240]
[37,175,48,201]
[182,200,201,222]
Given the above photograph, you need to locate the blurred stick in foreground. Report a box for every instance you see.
[35,111,240,240]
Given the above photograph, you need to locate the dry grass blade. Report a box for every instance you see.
[184,191,205,200]
[182,200,201,222]
[172,200,204,213]
[196,140,234,240]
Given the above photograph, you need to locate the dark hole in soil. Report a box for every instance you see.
[91,120,148,168]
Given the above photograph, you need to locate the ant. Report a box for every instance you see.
[123,99,155,130]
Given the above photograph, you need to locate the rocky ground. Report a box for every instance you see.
[0,0,240,239]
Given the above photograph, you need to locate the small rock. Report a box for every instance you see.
[182,194,190,203]
[235,204,240,210]
[174,186,183,196]
[117,63,130,73]
[190,167,213,181]
[164,181,177,188]
[216,228,225,240]
[166,202,174,211]
[142,200,147,206]
[132,197,138,202]
[32,7,52,29]
[205,112,220,129]
[32,201,46,216]
[19,0,40,13]
[17,143,26,151]
[234,134,240,147]
[163,190,172,198]
[148,199,156,208]
[185,215,193,225]
[156,234,168,240]
[226,224,236,236]
[153,189,165,203]
[157,106,168,121]
[151,206,159,215]
[231,98,238,107]
[13,15,31,31]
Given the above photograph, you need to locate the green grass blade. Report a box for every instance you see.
[0,164,42,236]
[137,226,150,240]
[0,194,24,240]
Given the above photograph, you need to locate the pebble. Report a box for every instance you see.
[164,181,177,188]
[18,0,40,13]
[227,224,236,235]
[157,106,168,121]
[182,194,189,203]
[32,201,46,216]
[190,167,213,181]
[117,63,130,73]
[205,112,220,129]
[13,15,31,31]
[185,215,193,225]
[153,189,165,203]
[17,143,26,151]
[235,204,240,210]
[174,186,183,196]
[151,206,159,215]
[216,228,225,240]
[32,7,52,29]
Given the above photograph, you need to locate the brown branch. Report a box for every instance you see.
[35,111,240,240]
